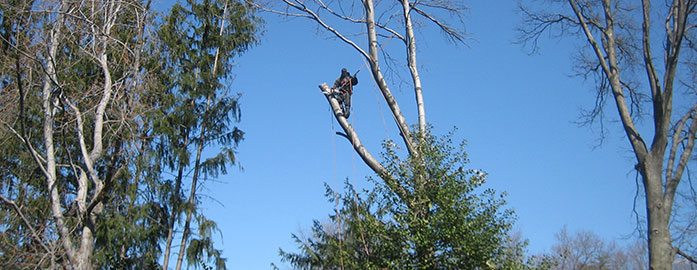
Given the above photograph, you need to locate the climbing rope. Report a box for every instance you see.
[349,103,371,258]
[353,36,395,75]
[330,109,346,270]
[325,34,397,264]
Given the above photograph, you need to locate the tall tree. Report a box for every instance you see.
[249,0,467,173]
[252,1,531,268]
[518,1,697,269]
[0,0,152,269]
[155,0,259,269]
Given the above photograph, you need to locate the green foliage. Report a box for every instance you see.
[0,0,259,268]
[152,0,259,269]
[1,0,159,268]
[279,129,538,269]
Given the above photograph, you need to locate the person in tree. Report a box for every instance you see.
[329,68,358,118]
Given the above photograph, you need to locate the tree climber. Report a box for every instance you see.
[328,68,358,118]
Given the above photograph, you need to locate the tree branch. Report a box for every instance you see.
[315,0,405,41]
[276,0,370,60]
[677,248,697,265]
[320,83,388,176]
[569,0,649,161]
[363,0,416,156]
[641,0,661,109]
[410,4,467,45]
[0,195,52,255]
[320,83,409,201]
[665,105,697,203]
[402,0,426,134]
[665,104,695,182]
[41,6,77,261]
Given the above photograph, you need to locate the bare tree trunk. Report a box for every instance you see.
[641,159,674,270]
[362,0,416,156]
[41,6,79,265]
[400,0,426,134]
[563,0,696,269]
[320,83,410,202]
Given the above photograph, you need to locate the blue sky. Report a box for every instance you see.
[162,0,645,269]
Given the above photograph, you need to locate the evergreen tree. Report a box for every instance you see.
[278,130,540,269]
[154,0,259,269]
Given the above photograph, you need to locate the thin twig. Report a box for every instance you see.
[0,195,53,255]
[676,248,697,264]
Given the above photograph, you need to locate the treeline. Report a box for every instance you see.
[0,0,259,269]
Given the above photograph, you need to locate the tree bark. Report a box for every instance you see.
[400,0,426,134]
[320,83,411,203]
[363,0,417,156]
[41,7,78,264]
[566,1,695,269]
[641,157,674,270]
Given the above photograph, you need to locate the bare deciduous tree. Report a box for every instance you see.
[0,0,150,269]
[519,1,697,269]
[551,227,641,270]
[249,0,469,267]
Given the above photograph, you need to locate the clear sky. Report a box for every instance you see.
[159,0,645,269]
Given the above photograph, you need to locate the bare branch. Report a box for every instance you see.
[247,2,311,18]
[568,0,612,88]
[316,0,405,41]
[320,83,387,176]
[41,5,77,261]
[517,4,580,53]
[363,0,417,156]
[410,4,468,45]
[665,106,697,203]
[257,0,370,60]
[676,248,697,264]
[570,0,649,160]
[319,83,409,202]
[666,104,697,182]
[0,195,53,255]
[401,0,425,133]
[641,0,661,106]
[0,122,49,173]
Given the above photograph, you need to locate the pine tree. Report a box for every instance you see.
[155,0,259,269]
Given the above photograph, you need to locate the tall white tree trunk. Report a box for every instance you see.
[400,0,426,134]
